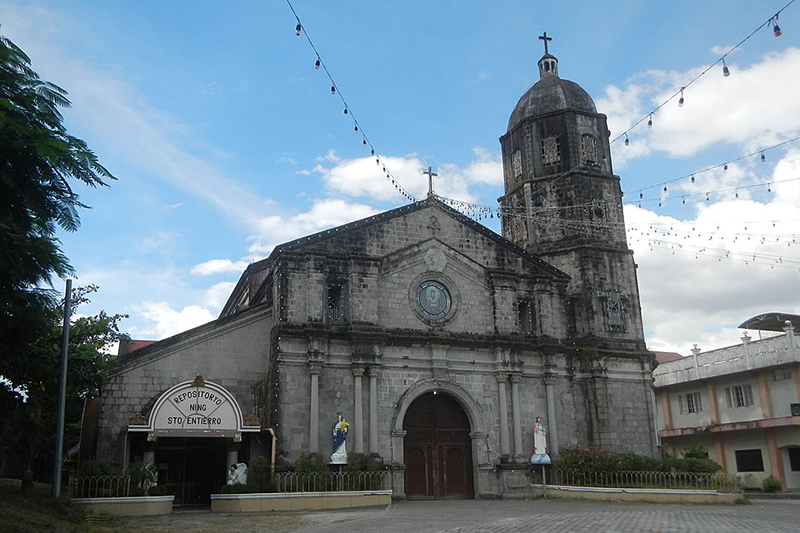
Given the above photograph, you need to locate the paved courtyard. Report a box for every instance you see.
[292,499,799,533]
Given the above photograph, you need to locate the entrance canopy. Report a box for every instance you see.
[128,376,260,438]
[738,312,800,332]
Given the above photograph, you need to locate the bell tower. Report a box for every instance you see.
[499,36,645,349]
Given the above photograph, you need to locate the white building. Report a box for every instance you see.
[653,315,800,490]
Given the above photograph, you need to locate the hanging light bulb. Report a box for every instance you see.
[371,149,375,156]
[624,133,630,146]
[343,108,348,115]
[354,124,359,132]
[723,163,728,171]
[295,23,302,36]
[330,85,336,95]
[690,175,695,183]
[678,88,685,107]
[722,58,730,77]
[314,58,321,69]
[760,152,766,162]
[363,138,367,145]
[772,15,782,37]
[647,114,653,128]
[639,192,643,199]
[663,185,668,192]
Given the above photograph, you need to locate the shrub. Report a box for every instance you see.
[248,456,275,492]
[762,476,782,492]
[558,446,721,476]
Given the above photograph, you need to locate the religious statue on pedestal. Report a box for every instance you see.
[330,413,349,464]
[530,417,551,464]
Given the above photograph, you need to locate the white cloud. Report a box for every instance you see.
[137,231,180,253]
[128,301,215,340]
[313,148,499,203]
[600,48,800,168]
[627,150,800,353]
[191,259,250,276]
[205,281,237,311]
[247,198,382,255]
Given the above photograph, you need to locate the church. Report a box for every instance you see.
[91,42,659,502]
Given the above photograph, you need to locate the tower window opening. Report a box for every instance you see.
[541,136,560,166]
[581,134,598,165]
[512,149,523,178]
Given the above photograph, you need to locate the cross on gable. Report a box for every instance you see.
[538,32,552,54]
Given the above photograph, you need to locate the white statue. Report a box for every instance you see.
[330,413,349,464]
[531,416,551,464]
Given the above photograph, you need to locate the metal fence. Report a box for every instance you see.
[68,475,131,498]
[275,471,390,493]
[540,468,741,492]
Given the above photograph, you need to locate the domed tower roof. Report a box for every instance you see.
[507,51,597,131]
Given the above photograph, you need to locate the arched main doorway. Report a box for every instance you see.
[403,391,474,499]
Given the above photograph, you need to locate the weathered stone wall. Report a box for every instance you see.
[95,309,273,466]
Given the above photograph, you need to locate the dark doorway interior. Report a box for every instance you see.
[155,437,227,507]
[403,391,474,499]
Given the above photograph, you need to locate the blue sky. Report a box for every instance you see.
[2,0,799,353]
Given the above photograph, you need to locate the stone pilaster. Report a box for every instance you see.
[309,362,322,454]
[495,373,510,458]
[509,373,523,459]
[368,366,380,455]
[543,368,559,457]
[352,366,365,454]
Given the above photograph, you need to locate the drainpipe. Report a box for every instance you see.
[691,344,701,380]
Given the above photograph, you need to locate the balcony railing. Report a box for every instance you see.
[540,468,741,493]
[275,471,390,493]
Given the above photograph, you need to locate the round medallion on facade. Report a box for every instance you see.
[416,281,451,321]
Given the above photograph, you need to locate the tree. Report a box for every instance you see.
[0,33,115,389]
[0,285,127,483]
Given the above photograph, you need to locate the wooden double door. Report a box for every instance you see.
[403,392,474,499]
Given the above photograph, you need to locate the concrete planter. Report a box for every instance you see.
[530,484,740,504]
[71,495,175,516]
[211,490,392,513]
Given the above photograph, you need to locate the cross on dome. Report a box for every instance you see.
[538,32,552,55]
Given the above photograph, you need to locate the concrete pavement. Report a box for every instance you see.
[297,498,799,533]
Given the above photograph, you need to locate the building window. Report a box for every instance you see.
[517,299,535,334]
[773,368,793,381]
[734,449,764,472]
[725,384,754,408]
[581,134,598,164]
[512,149,523,178]
[541,136,560,165]
[327,283,345,323]
[789,448,800,471]
[679,392,703,414]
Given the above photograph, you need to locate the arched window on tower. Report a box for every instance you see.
[581,134,598,166]
[541,136,560,166]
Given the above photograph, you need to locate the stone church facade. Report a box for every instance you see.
[92,48,658,501]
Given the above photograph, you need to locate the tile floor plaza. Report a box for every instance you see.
[290,499,799,533]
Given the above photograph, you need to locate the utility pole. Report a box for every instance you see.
[52,279,72,497]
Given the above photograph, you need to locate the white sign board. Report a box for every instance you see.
[129,379,260,437]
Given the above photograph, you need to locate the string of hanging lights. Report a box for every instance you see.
[285,0,417,203]
[631,136,800,200]
[628,237,800,271]
[610,0,796,146]
[631,177,800,207]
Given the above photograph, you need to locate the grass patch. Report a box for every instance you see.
[0,489,90,533]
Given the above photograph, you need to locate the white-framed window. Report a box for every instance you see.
[679,392,703,414]
[725,384,754,408]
